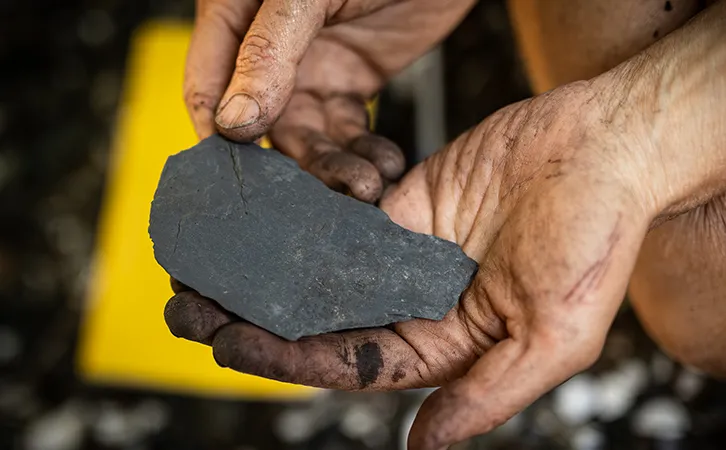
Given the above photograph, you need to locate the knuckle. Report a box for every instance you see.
[212,327,247,369]
[213,326,293,382]
[304,142,339,170]
[237,33,275,68]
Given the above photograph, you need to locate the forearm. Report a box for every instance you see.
[596,0,726,217]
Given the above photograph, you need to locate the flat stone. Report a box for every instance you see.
[149,135,478,340]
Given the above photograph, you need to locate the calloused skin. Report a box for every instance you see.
[169,0,726,448]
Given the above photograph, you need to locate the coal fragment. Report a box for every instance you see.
[149,135,477,340]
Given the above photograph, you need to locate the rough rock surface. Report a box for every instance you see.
[149,135,478,340]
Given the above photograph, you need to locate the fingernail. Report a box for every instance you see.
[215,93,260,129]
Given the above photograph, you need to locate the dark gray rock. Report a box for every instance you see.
[149,135,477,340]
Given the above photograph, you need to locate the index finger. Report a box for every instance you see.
[184,0,260,139]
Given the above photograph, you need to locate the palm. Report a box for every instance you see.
[376,92,635,388]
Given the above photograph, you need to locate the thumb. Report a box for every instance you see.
[215,0,326,142]
[407,337,598,450]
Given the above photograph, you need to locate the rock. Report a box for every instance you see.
[149,135,477,340]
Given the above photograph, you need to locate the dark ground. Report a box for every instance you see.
[1,1,725,449]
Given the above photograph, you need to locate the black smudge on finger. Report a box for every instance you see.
[355,341,383,388]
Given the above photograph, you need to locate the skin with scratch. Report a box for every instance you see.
[184,0,476,203]
[165,1,726,448]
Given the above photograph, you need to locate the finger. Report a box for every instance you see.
[324,96,406,180]
[164,291,236,345]
[309,150,384,203]
[272,125,384,203]
[184,0,260,139]
[408,337,597,450]
[215,0,327,141]
[212,321,429,391]
[268,93,384,202]
[349,134,406,181]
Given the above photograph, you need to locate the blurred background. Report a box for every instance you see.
[1,1,726,449]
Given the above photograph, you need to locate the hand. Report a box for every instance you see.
[165,80,663,448]
[184,0,475,202]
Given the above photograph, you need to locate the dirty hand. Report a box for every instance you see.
[166,78,669,448]
[185,0,475,202]
[167,6,726,447]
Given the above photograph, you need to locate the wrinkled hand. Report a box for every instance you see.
[166,81,659,448]
[185,0,474,202]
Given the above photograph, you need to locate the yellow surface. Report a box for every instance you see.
[77,21,317,399]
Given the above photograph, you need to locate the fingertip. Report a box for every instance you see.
[349,135,406,180]
[164,292,235,345]
[217,124,267,144]
[308,152,384,203]
[339,155,384,203]
[215,93,261,129]
[214,92,274,143]
[347,175,384,204]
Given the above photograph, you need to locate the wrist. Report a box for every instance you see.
[591,1,726,220]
